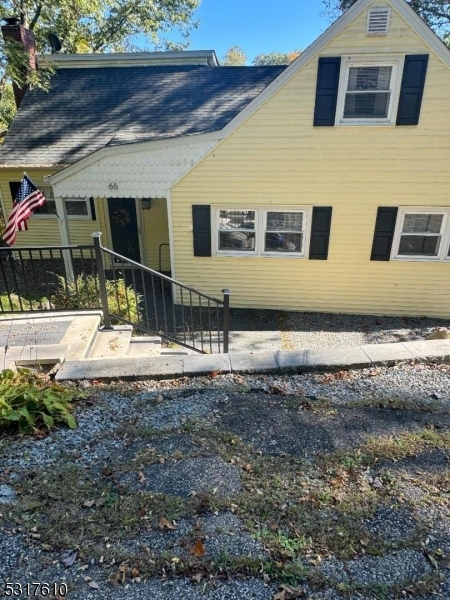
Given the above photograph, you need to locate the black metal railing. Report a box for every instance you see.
[0,237,230,354]
[93,234,229,353]
[0,244,100,313]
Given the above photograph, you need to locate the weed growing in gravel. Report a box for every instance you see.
[0,369,81,433]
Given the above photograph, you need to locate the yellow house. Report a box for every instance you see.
[1,0,450,317]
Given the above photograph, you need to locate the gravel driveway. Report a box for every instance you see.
[1,364,450,599]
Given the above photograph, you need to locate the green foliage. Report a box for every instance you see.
[0,368,80,433]
[0,0,200,55]
[222,45,248,66]
[52,274,142,323]
[0,292,48,311]
[0,82,15,137]
[322,0,450,46]
[252,50,302,65]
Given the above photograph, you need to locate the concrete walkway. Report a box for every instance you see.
[56,338,450,381]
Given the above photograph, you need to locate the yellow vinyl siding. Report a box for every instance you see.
[142,198,170,271]
[171,0,450,317]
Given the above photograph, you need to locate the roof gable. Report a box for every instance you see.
[218,0,450,140]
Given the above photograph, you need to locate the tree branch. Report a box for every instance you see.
[30,4,43,30]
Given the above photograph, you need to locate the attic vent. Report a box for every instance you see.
[367,7,391,35]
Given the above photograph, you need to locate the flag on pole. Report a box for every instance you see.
[2,174,47,246]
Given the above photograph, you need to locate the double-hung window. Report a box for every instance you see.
[215,208,310,257]
[337,57,402,125]
[392,208,450,261]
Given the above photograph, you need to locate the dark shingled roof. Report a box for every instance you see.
[0,64,285,166]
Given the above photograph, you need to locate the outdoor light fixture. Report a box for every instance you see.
[141,198,152,210]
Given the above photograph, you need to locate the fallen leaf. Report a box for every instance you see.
[41,543,53,551]
[273,584,305,599]
[62,550,77,567]
[191,539,205,557]
[243,463,252,472]
[209,369,222,378]
[191,573,203,584]
[138,471,146,484]
[83,500,95,508]
[159,517,176,530]
[131,567,140,578]
[426,552,439,569]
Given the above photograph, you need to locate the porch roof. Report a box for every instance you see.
[0,64,285,168]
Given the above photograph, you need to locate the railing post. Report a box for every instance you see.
[222,289,231,354]
[92,232,112,330]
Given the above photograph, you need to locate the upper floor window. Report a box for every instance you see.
[336,57,402,126]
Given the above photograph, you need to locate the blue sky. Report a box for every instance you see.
[168,0,331,62]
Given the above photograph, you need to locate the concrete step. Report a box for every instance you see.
[15,344,68,367]
[161,350,189,356]
[88,326,133,359]
[127,336,161,357]
[60,313,102,360]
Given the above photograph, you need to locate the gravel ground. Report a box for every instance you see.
[282,312,450,349]
[2,364,450,599]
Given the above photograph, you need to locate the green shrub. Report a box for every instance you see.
[0,293,49,312]
[0,369,81,433]
[52,274,142,323]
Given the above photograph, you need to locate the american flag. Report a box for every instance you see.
[3,175,47,246]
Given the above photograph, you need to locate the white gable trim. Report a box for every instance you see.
[48,131,224,186]
[49,136,221,199]
[219,0,450,140]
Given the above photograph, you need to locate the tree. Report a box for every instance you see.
[1,0,200,54]
[222,45,248,65]
[252,50,302,65]
[322,0,450,44]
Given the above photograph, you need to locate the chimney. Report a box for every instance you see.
[1,17,37,109]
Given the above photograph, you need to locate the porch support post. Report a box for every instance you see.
[55,196,74,283]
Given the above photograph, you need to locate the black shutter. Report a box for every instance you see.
[309,207,332,260]
[396,55,429,126]
[192,205,211,257]
[313,57,341,126]
[370,207,398,261]
[89,197,97,220]
[9,182,20,202]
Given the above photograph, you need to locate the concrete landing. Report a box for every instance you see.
[55,339,450,381]
[88,326,133,358]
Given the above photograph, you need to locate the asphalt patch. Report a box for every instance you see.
[218,394,450,457]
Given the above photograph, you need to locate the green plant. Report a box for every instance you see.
[52,274,142,323]
[0,369,81,433]
[0,293,49,312]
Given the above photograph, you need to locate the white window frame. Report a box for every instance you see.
[391,207,450,262]
[212,207,312,258]
[33,188,92,220]
[335,55,404,126]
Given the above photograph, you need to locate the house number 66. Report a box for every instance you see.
[109,183,119,190]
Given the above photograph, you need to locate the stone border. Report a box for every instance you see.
[55,339,450,381]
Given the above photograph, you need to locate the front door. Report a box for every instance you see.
[107,198,141,263]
